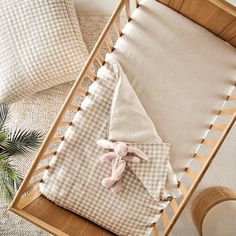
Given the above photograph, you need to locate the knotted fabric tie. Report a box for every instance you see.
[96,139,149,194]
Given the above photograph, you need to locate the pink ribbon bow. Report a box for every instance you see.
[96,139,149,194]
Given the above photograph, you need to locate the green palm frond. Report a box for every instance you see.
[4,129,43,155]
[0,103,43,203]
[0,153,23,203]
[0,131,8,143]
[0,103,10,131]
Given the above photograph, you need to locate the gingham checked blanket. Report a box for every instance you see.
[40,54,179,236]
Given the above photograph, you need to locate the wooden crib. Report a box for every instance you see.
[10,0,236,235]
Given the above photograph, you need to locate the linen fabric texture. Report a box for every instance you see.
[40,54,179,236]
[0,0,88,103]
[113,0,236,178]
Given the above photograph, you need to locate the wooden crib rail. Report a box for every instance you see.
[156,108,236,236]
[11,0,129,210]
[10,1,236,236]
[157,0,236,47]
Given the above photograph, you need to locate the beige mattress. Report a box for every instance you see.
[113,0,236,178]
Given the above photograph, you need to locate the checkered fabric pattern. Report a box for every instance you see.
[40,55,171,236]
[0,0,88,103]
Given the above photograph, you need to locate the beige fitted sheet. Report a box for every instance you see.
[113,0,236,177]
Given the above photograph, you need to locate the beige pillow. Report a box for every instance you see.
[0,0,88,103]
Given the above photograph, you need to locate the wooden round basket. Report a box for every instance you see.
[192,186,236,236]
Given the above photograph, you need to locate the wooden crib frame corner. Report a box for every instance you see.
[10,0,236,235]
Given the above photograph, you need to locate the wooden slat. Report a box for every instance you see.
[211,123,227,131]
[96,54,104,66]
[153,224,160,236]
[18,188,41,209]
[161,210,170,229]
[202,139,217,148]
[86,70,96,81]
[58,120,71,128]
[170,198,179,214]
[186,168,198,182]
[179,182,188,197]
[50,136,64,144]
[32,165,49,177]
[194,154,207,165]
[106,36,114,52]
[219,107,236,115]
[67,103,80,112]
[229,93,236,100]
[106,41,113,52]
[125,0,131,20]
[77,86,88,96]
[114,18,122,36]
[41,151,56,160]
[25,179,42,193]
